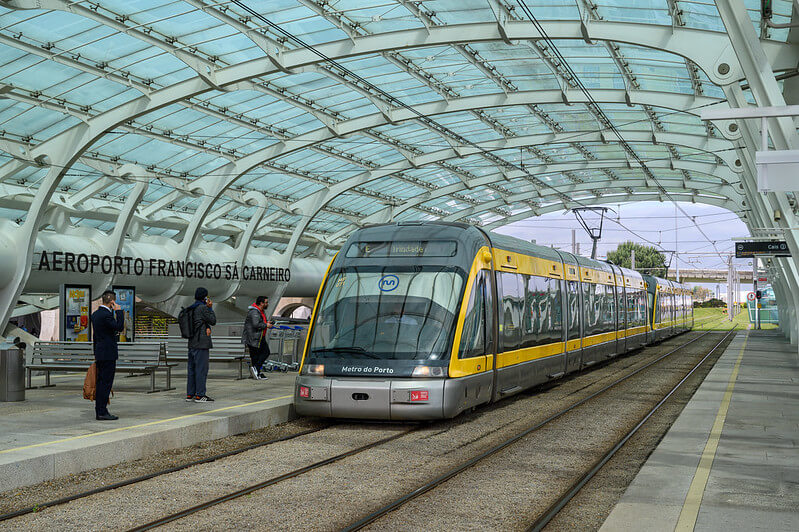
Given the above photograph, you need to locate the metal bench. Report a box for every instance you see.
[144,336,249,380]
[27,341,175,393]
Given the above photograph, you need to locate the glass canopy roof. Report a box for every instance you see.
[0,0,793,254]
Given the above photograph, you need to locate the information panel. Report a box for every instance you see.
[60,284,92,342]
[734,241,790,258]
[113,285,136,343]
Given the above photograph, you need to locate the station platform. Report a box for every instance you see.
[601,329,799,531]
[0,364,296,492]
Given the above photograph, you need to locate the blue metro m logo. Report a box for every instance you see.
[378,274,399,292]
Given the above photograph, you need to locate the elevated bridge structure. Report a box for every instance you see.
[666,270,754,284]
[0,0,796,347]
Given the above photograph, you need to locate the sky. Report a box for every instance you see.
[494,201,757,299]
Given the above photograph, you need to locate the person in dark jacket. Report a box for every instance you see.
[91,290,125,420]
[242,296,273,379]
[186,287,217,402]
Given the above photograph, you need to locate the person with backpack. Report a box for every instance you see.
[242,295,274,379]
[183,287,216,402]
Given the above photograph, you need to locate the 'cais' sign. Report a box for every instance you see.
[36,251,290,282]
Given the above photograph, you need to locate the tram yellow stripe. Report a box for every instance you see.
[582,331,617,347]
[298,253,337,374]
[675,332,748,531]
[566,338,581,351]
[495,341,564,368]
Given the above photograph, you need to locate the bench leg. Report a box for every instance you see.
[165,367,174,392]
[26,369,56,389]
[147,371,156,393]
[237,358,245,380]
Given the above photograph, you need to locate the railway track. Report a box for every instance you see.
[526,326,738,531]
[127,427,417,532]
[1,325,729,530]
[340,325,735,531]
[0,425,329,523]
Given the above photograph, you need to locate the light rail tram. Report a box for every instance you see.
[295,222,693,420]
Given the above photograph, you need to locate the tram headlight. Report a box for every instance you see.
[412,365,445,378]
[302,364,325,376]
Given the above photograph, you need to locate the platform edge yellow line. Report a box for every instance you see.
[674,332,748,531]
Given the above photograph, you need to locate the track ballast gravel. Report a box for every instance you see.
[0,331,728,531]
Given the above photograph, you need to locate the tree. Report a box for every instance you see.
[692,285,713,302]
[606,241,668,277]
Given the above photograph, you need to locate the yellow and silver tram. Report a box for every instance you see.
[295,222,692,420]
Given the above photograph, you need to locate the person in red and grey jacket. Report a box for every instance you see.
[242,295,274,379]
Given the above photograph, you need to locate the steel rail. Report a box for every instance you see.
[127,427,417,532]
[0,425,329,522]
[341,326,730,531]
[527,325,738,531]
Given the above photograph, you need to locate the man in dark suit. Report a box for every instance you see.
[91,289,124,420]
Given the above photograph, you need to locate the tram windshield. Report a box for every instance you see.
[308,266,465,362]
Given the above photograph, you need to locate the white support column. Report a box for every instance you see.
[716,0,799,348]
[218,191,270,303]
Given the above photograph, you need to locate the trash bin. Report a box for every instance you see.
[0,343,25,401]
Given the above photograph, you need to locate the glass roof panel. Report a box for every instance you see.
[0,0,774,252]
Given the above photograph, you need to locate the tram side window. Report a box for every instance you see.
[521,275,562,348]
[458,271,487,359]
[636,289,647,327]
[617,286,626,330]
[603,284,616,332]
[499,272,523,352]
[661,292,672,324]
[583,282,603,336]
[625,289,635,328]
[626,289,643,328]
[567,280,580,340]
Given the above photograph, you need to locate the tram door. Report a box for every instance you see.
[611,266,626,354]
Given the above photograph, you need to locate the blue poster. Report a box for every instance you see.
[113,286,136,342]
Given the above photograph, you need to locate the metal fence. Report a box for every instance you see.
[267,320,308,367]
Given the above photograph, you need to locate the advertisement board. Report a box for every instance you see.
[112,285,136,342]
[60,284,92,342]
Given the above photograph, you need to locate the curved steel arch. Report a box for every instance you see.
[0,9,787,328]
[86,89,736,281]
[441,180,742,222]
[324,165,741,241]
[283,127,741,233]
[481,192,744,232]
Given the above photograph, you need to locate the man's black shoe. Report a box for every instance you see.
[96,413,119,421]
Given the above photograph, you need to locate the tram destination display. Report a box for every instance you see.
[346,240,458,258]
[734,241,791,258]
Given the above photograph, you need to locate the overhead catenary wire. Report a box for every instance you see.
[0,2,745,256]
[512,0,728,263]
[227,0,729,251]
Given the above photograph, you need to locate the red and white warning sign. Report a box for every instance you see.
[747,292,756,302]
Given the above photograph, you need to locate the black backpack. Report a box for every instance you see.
[178,306,195,339]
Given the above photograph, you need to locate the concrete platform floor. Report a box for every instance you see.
[0,363,297,492]
[601,330,799,531]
